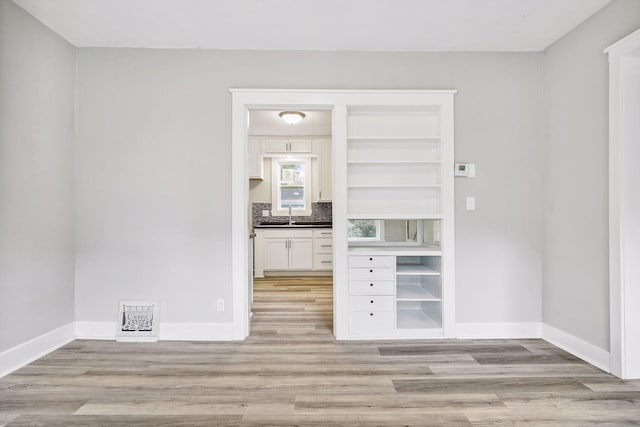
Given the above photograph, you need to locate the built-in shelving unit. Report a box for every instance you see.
[344,94,455,340]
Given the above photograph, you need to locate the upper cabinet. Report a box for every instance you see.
[249,136,332,203]
[247,137,264,180]
[265,138,312,153]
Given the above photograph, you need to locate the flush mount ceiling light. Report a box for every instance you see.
[279,111,306,125]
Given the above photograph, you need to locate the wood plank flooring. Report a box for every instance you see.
[2,276,640,426]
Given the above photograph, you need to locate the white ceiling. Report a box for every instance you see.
[249,110,332,136]
[13,0,612,52]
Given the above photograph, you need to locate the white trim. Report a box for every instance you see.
[456,322,541,339]
[604,28,640,54]
[542,323,611,373]
[75,321,234,341]
[230,89,458,94]
[0,322,75,378]
[606,28,640,379]
[76,321,118,339]
[159,322,233,341]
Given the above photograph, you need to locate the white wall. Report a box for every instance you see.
[75,49,543,327]
[0,0,75,352]
[543,0,640,351]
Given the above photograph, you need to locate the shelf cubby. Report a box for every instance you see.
[396,275,441,301]
[347,139,440,163]
[396,301,442,329]
[347,162,441,187]
[396,256,441,275]
[347,107,441,139]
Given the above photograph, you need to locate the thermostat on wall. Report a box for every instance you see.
[454,163,476,177]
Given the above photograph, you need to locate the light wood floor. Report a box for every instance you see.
[2,276,640,426]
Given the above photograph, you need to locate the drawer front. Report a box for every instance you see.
[348,267,394,280]
[313,229,333,238]
[349,255,394,268]
[313,253,333,270]
[348,280,395,296]
[349,311,394,334]
[313,237,333,254]
[349,295,395,312]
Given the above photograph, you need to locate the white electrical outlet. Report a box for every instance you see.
[217,299,225,311]
[262,210,270,217]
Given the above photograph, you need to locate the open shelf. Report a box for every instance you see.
[347,136,441,141]
[396,264,440,275]
[397,308,442,329]
[347,184,441,189]
[347,160,441,165]
[397,285,441,301]
[347,214,443,220]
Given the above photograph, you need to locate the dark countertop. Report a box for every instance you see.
[254,222,332,229]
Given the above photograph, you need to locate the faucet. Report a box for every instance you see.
[288,204,293,225]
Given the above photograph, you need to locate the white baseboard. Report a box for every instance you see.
[542,323,610,372]
[0,322,75,378]
[159,322,233,341]
[76,321,233,341]
[456,322,542,339]
[75,321,117,340]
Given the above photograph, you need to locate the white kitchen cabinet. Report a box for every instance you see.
[247,138,264,180]
[264,238,289,270]
[317,138,332,201]
[254,228,332,277]
[289,238,313,270]
[265,138,311,153]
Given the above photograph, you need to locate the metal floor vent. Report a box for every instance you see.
[116,301,159,342]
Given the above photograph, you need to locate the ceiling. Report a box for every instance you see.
[249,110,332,136]
[13,0,612,52]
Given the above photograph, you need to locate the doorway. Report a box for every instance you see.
[246,109,334,338]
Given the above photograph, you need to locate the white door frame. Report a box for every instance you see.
[230,89,342,340]
[605,28,640,379]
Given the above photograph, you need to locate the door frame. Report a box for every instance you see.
[605,28,640,379]
[230,89,341,340]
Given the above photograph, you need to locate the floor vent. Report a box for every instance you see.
[116,301,159,342]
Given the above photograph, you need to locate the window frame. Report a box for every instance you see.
[271,156,312,216]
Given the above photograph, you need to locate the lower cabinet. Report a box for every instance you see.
[255,228,332,276]
[347,253,445,338]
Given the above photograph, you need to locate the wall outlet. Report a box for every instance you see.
[262,210,270,217]
[217,299,225,311]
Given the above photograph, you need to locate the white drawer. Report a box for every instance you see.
[349,255,394,268]
[313,237,333,254]
[348,267,394,280]
[313,229,333,238]
[349,311,394,334]
[349,295,395,312]
[313,253,333,270]
[349,280,395,295]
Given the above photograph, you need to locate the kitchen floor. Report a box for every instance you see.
[1,277,640,426]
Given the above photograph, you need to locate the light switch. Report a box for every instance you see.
[466,197,476,211]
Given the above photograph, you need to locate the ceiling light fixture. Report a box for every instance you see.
[279,111,306,125]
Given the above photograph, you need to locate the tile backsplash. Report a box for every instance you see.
[252,202,332,226]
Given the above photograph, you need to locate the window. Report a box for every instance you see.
[347,220,382,241]
[272,157,312,216]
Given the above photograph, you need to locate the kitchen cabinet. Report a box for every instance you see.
[247,138,264,180]
[265,138,312,153]
[254,228,332,277]
[316,138,332,201]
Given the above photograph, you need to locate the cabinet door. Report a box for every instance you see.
[264,239,289,270]
[264,139,289,153]
[247,139,263,180]
[318,139,332,201]
[288,140,312,153]
[288,238,313,270]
